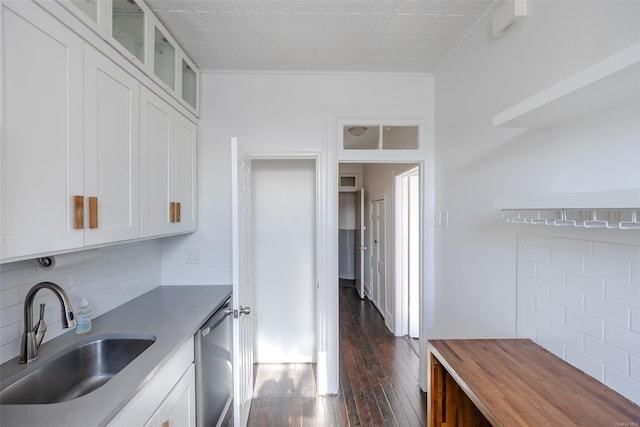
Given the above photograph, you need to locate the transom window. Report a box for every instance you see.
[343,125,419,150]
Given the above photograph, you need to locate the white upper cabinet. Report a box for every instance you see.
[140,87,197,238]
[83,44,141,246]
[1,1,197,262]
[1,2,85,259]
[58,0,200,116]
[171,112,197,233]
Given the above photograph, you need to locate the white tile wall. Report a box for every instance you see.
[519,235,640,405]
[161,231,232,286]
[0,241,161,364]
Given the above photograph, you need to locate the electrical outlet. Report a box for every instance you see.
[437,211,449,227]
[185,249,201,264]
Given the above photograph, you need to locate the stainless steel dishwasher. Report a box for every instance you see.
[195,297,233,427]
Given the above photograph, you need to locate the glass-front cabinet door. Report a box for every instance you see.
[58,0,107,36]
[181,56,198,111]
[70,0,98,22]
[111,0,145,63]
[59,0,200,116]
[154,25,176,90]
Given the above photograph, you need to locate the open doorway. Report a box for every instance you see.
[337,163,420,339]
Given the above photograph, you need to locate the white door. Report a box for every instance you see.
[355,188,366,299]
[408,174,420,338]
[83,44,140,245]
[369,199,386,314]
[231,138,254,427]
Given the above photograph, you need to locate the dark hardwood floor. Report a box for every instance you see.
[247,282,427,426]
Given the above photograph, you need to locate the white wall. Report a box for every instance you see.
[160,71,433,393]
[0,241,161,363]
[253,159,316,363]
[162,73,432,286]
[434,0,640,403]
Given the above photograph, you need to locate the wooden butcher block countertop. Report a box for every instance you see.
[428,339,640,426]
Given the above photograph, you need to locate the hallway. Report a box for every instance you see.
[247,283,427,426]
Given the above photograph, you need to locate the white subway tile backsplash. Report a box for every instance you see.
[524,276,550,298]
[592,242,640,261]
[584,336,628,373]
[0,241,161,364]
[0,323,19,347]
[566,271,604,298]
[525,307,551,332]
[536,297,565,322]
[519,259,536,278]
[631,355,640,381]
[604,323,640,357]
[604,366,640,404]
[0,288,19,310]
[520,235,640,405]
[536,263,566,286]
[556,238,592,254]
[536,330,564,358]
[584,295,630,328]
[566,309,604,340]
[606,280,640,310]
[632,309,640,334]
[566,346,604,381]
[524,244,552,264]
[551,249,585,272]
[523,291,536,309]
[550,286,583,311]
[528,235,557,248]
[550,320,583,350]
[586,255,631,283]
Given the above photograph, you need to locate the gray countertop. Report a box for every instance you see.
[0,285,232,427]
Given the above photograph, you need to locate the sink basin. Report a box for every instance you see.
[0,334,156,404]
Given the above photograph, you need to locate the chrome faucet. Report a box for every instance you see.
[20,282,76,364]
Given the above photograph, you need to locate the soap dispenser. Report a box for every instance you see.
[75,297,92,335]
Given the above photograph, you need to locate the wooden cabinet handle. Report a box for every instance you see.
[176,202,181,223]
[73,196,84,229]
[89,197,98,229]
[161,421,169,427]
[170,202,176,223]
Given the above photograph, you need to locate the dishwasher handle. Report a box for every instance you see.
[201,298,232,337]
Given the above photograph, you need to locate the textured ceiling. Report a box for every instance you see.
[145,0,497,73]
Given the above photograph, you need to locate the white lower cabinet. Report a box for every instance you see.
[144,364,196,427]
[108,337,195,427]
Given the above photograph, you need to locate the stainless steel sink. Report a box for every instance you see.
[0,334,156,404]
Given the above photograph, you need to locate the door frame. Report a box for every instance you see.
[249,149,323,370]
[395,166,420,338]
[324,107,435,394]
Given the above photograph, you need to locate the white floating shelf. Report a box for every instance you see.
[493,42,640,128]
[494,189,640,210]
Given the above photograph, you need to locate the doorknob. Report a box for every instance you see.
[239,306,251,315]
